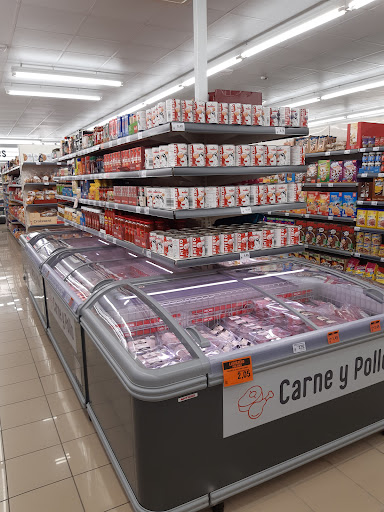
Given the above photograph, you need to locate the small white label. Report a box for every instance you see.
[316,183,321,187]
[285,212,289,216]
[135,206,141,213]
[275,127,285,135]
[379,173,384,177]
[357,201,363,205]
[328,183,334,187]
[345,150,351,154]
[355,227,360,231]
[374,147,380,151]
[100,229,106,234]
[304,214,309,218]
[143,207,150,214]
[360,148,367,152]
[240,252,250,260]
[361,173,368,178]
[372,201,378,205]
[172,122,185,132]
[140,170,147,178]
[240,206,252,214]
[36,162,41,165]
[145,250,151,258]
[57,162,61,166]
[325,151,331,156]
[112,237,117,244]
[73,197,79,208]
[355,253,361,258]
[178,393,198,403]
[138,132,143,140]
[381,258,384,263]
[328,216,334,220]
[293,342,306,354]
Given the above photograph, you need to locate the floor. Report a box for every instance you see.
[1,228,384,512]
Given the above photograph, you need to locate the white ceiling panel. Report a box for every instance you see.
[207,0,246,11]
[57,52,110,70]
[326,60,381,75]
[208,14,273,42]
[21,0,95,14]
[65,37,121,58]
[6,47,62,66]
[232,0,321,22]
[17,4,85,35]
[78,16,142,42]
[12,28,73,52]
[129,25,192,49]
[91,0,164,23]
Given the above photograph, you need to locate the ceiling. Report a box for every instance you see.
[0,0,384,140]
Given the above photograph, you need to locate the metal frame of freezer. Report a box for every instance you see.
[79,262,384,512]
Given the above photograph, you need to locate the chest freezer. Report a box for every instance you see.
[23,230,111,327]
[80,260,384,512]
[41,245,179,403]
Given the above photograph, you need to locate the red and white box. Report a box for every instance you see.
[206,102,218,123]
[191,235,206,258]
[146,109,153,129]
[275,184,288,203]
[193,101,206,123]
[151,106,157,127]
[206,144,219,167]
[258,184,267,205]
[235,231,248,252]
[218,103,229,124]
[165,187,189,210]
[166,99,181,123]
[137,111,147,131]
[229,103,242,124]
[168,143,188,167]
[288,225,301,245]
[252,105,264,126]
[156,232,165,254]
[252,145,267,166]
[288,183,300,202]
[274,226,288,247]
[159,145,169,168]
[270,107,280,127]
[157,102,166,125]
[291,146,305,165]
[236,185,251,207]
[266,146,277,166]
[220,232,235,254]
[266,184,276,204]
[149,231,158,252]
[262,228,275,249]
[279,107,291,127]
[181,100,194,122]
[291,108,308,127]
[152,147,160,169]
[235,145,251,166]
[263,107,271,126]
[163,235,174,258]
[173,236,190,260]
[242,104,252,125]
[248,229,262,251]
[221,186,236,207]
[188,144,206,167]
[220,145,235,166]
[189,187,205,209]
[205,187,220,208]
[205,232,220,256]
[250,185,259,205]
[276,146,291,166]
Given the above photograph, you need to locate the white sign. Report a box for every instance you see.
[223,337,384,438]
[47,286,77,352]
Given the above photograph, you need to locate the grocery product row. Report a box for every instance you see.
[356,208,384,229]
[359,151,384,174]
[307,191,357,217]
[307,160,358,183]
[25,188,56,204]
[359,180,384,201]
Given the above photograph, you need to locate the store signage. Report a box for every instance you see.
[0,148,19,159]
[223,337,384,437]
[46,286,77,352]
[222,357,253,387]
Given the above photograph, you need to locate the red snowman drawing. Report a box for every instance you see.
[238,385,274,420]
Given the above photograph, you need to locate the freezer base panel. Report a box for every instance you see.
[25,261,48,327]
[29,289,48,329]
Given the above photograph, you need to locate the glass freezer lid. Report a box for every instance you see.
[34,234,110,263]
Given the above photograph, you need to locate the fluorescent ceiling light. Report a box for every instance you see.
[0,139,40,144]
[207,56,242,77]
[321,79,384,100]
[144,85,184,105]
[12,69,122,87]
[285,97,321,107]
[181,77,195,87]
[7,90,101,101]
[119,102,146,116]
[348,0,377,9]
[347,108,384,119]
[308,116,346,127]
[241,8,346,59]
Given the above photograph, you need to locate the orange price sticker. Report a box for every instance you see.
[327,330,340,345]
[222,357,253,388]
[370,320,381,333]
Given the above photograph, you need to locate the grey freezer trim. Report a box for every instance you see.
[26,228,79,246]
[210,418,384,506]
[87,404,210,512]
[28,288,48,329]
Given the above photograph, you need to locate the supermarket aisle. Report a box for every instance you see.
[2,228,384,512]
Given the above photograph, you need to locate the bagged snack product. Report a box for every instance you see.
[317,160,331,182]
[346,257,359,273]
[356,209,367,227]
[366,209,377,228]
[377,210,384,229]
[365,262,377,279]
[342,160,358,183]
[329,192,343,216]
[342,192,357,218]
[330,161,343,183]
[307,163,318,183]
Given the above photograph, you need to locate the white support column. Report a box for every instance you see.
[193,0,208,102]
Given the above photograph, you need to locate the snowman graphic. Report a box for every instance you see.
[238,385,274,420]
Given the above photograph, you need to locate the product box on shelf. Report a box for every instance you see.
[235,145,251,166]
[356,209,367,227]
[181,100,194,122]
[342,192,357,218]
[166,99,181,123]
[168,144,188,167]
[307,163,318,183]
[342,160,358,182]
[347,122,384,149]
[318,160,331,182]
[206,145,219,167]
[373,179,384,201]
[330,161,343,183]
[307,191,319,215]
[327,224,341,249]
[341,226,355,251]
[329,192,343,217]
[317,192,330,216]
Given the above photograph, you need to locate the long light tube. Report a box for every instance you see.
[321,79,384,100]
[349,0,377,9]
[285,97,321,107]
[347,108,384,119]
[7,90,101,101]
[12,70,122,87]
[308,116,346,127]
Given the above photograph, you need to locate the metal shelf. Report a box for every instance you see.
[9,199,23,205]
[53,165,307,181]
[358,173,384,178]
[56,195,75,201]
[8,213,25,227]
[55,123,309,162]
[357,201,384,206]
[26,203,58,208]
[62,218,303,267]
[303,183,358,189]
[23,182,57,186]
[2,166,20,176]
[305,147,384,158]
[267,212,356,223]
[22,162,58,167]
[305,244,384,263]
[355,226,384,234]
[55,195,306,219]
[7,183,21,188]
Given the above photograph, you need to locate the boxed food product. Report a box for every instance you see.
[266,146,277,166]
[220,145,235,166]
[168,143,188,167]
[307,191,319,215]
[318,160,331,182]
[340,227,355,251]
[373,179,384,200]
[331,257,347,272]
[220,233,235,253]
[221,186,236,207]
[165,188,189,210]
[206,144,219,167]
[317,192,330,216]
[291,108,308,128]
[330,161,343,183]
[205,187,220,208]
[275,184,288,203]
[181,100,193,122]
[152,147,161,169]
[356,209,367,227]
[346,257,360,273]
[347,122,384,150]
[366,209,378,228]
[250,185,259,205]
[363,232,372,254]
[263,107,270,126]
[193,101,206,123]
[327,224,341,249]
[251,105,263,126]
[229,103,242,124]
[235,145,251,166]
[279,107,291,127]
[377,210,384,229]
[307,163,318,183]
[242,104,252,125]
[358,181,372,200]
[189,187,205,209]
[166,99,181,123]
[329,192,343,216]
[159,145,168,167]
[252,145,267,166]
[342,192,357,218]
[262,228,274,248]
[188,144,206,167]
[258,184,267,205]
[270,107,279,127]
[206,102,218,123]
[305,224,316,245]
[266,184,276,204]
[235,231,249,252]
[276,146,291,166]
[145,148,153,169]
[191,236,207,257]
[375,266,384,284]
[291,146,305,166]
[218,103,229,124]
[315,224,327,247]
[173,236,190,260]
[342,160,358,182]
[236,186,250,207]
[248,229,262,250]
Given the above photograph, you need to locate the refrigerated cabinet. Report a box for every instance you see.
[40,246,179,403]
[80,260,384,512]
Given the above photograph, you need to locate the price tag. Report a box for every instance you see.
[316,183,321,187]
[360,148,367,152]
[140,170,147,178]
[138,132,143,140]
[74,197,79,208]
[135,206,141,213]
[372,201,378,205]
[222,357,253,387]
[325,151,331,156]
[36,162,41,166]
[304,214,309,218]
[370,319,381,333]
[329,183,334,187]
[112,237,117,244]
[285,212,289,216]
[381,257,384,262]
[345,150,351,154]
[374,147,380,151]
[240,252,250,261]
[145,250,151,258]
[57,162,61,166]
[293,342,306,354]
[328,215,334,220]
[355,252,361,257]
[327,330,340,345]
[172,122,185,132]
[99,229,106,234]
[240,206,252,214]
[275,127,285,135]
[361,173,368,178]
[355,227,360,231]
[143,207,150,214]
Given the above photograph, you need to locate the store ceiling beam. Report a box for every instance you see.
[193,0,208,102]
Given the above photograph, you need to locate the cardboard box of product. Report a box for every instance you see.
[347,122,384,149]
[29,212,58,225]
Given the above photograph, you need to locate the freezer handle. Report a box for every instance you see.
[364,288,384,304]
[186,327,210,348]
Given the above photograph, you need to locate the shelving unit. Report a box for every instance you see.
[303,183,358,189]
[305,146,384,158]
[354,226,384,233]
[304,243,384,263]
[266,212,356,223]
[2,166,20,176]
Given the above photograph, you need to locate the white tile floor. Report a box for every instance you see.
[1,226,384,512]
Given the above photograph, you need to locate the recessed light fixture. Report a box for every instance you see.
[7,90,101,101]
[12,67,122,87]
[285,97,321,107]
